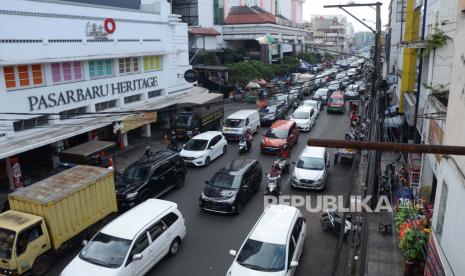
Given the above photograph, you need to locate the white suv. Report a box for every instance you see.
[61,199,186,276]
[227,205,306,276]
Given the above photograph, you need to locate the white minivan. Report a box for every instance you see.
[61,199,186,276]
[223,109,260,140]
[290,106,317,132]
[227,204,306,276]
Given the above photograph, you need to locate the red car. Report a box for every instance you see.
[260,120,299,154]
[327,91,346,114]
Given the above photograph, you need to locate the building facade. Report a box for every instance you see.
[0,0,197,191]
[306,15,354,54]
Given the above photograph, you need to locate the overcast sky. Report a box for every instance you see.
[302,0,390,32]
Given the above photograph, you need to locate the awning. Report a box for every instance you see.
[189,27,221,36]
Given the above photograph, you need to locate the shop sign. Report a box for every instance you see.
[120,112,157,134]
[86,22,108,38]
[184,69,199,83]
[28,77,158,111]
[282,44,293,53]
[9,157,23,189]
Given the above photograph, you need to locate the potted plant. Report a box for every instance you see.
[400,229,428,276]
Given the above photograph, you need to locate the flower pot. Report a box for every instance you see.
[403,260,415,276]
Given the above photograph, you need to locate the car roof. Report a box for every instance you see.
[300,146,326,158]
[192,131,222,140]
[270,120,294,129]
[303,99,317,104]
[331,92,344,98]
[102,199,176,239]
[223,158,256,174]
[249,205,298,244]
[228,109,257,119]
[132,150,177,167]
[294,106,313,112]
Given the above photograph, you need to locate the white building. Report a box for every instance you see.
[0,0,200,191]
[307,15,354,54]
[428,1,465,274]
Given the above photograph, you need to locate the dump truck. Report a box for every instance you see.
[0,165,117,275]
[171,93,224,139]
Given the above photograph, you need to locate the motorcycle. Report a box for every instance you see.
[264,174,281,197]
[276,157,290,174]
[167,140,182,152]
[320,210,361,247]
[345,129,365,141]
[238,139,249,154]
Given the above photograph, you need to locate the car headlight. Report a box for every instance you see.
[187,130,193,134]
[224,196,236,203]
[126,192,138,200]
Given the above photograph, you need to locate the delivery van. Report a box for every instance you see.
[223,110,260,140]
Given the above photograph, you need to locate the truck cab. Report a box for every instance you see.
[171,111,201,139]
[0,211,51,276]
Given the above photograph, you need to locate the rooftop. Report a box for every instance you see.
[102,199,176,239]
[0,210,43,232]
[271,120,294,129]
[249,205,298,244]
[224,5,276,25]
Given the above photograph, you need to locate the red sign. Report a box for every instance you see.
[424,234,446,276]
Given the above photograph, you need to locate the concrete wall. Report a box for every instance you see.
[431,2,465,274]
[198,0,214,26]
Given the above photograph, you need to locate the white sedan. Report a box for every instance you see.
[180,131,227,167]
[300,99,321,117]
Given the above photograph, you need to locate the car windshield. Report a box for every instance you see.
[0,228,15,259]
[297,156,325,170]
[184,139,208,151]
[237,239,285,272]
[303,101,317,108]
[259,106,276,115]
[292,111,309,119]
[316,90,328,96]
[264,128,288,139]
[329,97,344,104]
[209,172,240,189]
[272,95,287,101]
[79,233,131,268]
[328,85,339,90]
[225,119,243,128]
[123,165,150,182]
[173,114,191,128]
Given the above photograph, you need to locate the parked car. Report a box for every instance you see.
[223,110,260,141]
[291,146,330,190]
[199,158,262,214]
[61,199,186,276]
[180,131,227,167]
[326,91,346,114]
[226,204,306,276]
[259,105,286,126]
[313,88,331,104]
[301,99,321,115]
[117,150,187,209]
[289,106,317,132]
[260,120,299,154]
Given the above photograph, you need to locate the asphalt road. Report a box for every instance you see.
[50,100,353,276]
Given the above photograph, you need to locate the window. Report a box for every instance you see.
[127,232,149,265]
[162,213,179,228]
[51,62,83,83]
[147,221,166,241]
[143,56,163,72]
[59,106,87,120]
[396,0,407,22]
[213,0,224,25]
[287,237,296,268]
[89,59,113,79]
[3,64,43,90]
[148,89,162,98]
[95,100,117,112]
[124,94,142,104]
[292,217,304,242]
[435,181,448,239]
[118,57,139,75]
[13,115,48,132]
[16,223,43,256]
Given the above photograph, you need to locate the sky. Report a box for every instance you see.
[302,0,390,32]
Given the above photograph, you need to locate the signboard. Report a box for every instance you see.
[120,112,157,134]
[9,157,23,189]
[27,76,158,111]
[184,69,199,83]
[86,18,116,38]
[282,44,293,53]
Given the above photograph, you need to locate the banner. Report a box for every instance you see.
[120,112,157,134]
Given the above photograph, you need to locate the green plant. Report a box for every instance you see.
[423,27,452,56]
[395,204,415,230]
[299,52,321,64]
[200,52,219,65]
[400,229,429,262]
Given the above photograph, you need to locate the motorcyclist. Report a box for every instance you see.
[167,135,179,152]
[268,161,281,194]
[279,142,290,159]
[245,127,253,150]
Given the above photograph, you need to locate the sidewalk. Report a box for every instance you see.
[365,152,403,276]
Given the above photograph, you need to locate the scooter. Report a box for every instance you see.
[264,174,281,197]
[276,158,290,174]
[320,210,361,246]
[238,139,249,154]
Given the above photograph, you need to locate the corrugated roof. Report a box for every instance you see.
[224,5,276,25]
[189,27,221,36]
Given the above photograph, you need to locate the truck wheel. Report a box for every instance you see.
[32,254,52,276]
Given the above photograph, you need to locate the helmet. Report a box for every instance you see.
[247,127,252,133]
[273,160,279,167]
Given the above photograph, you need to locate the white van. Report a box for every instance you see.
[223,109,260,140]
[227,204,306,276]
[289,106,316,132]
[61,199,186,276]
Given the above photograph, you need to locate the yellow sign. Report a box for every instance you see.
[121,112,157,134]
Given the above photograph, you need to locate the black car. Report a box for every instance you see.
[116,150,187,209]
[259,105,286,125]
[270,94,291,111]
[199,158,262,214]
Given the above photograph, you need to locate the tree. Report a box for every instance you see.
[299,52,321,64]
